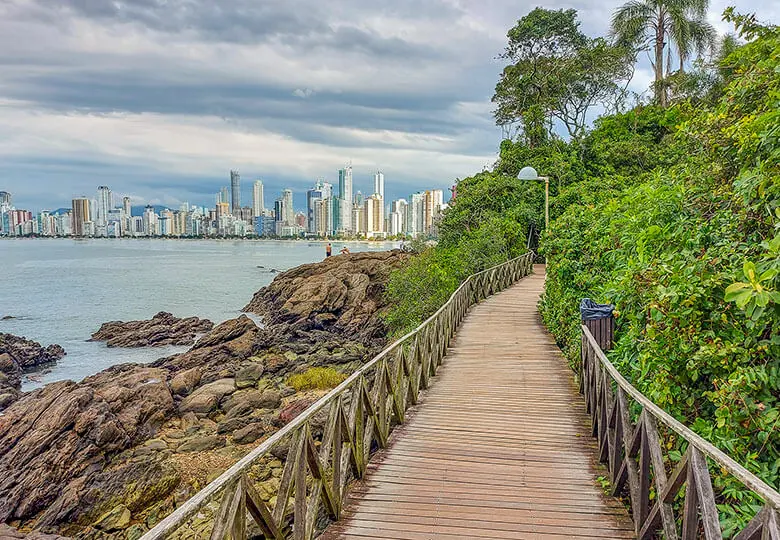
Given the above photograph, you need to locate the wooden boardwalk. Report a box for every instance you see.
[321,267,634,539]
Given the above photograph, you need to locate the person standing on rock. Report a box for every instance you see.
[325,243,332,258]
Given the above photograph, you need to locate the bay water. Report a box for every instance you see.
[0,238,395,390]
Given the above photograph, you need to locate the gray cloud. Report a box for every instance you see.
[0,0,774,212]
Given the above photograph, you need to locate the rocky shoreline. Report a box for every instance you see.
[0,333,65,409]
[89,312,214,348]
[0,250,408,539]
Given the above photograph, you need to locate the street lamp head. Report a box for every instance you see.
[517,166,539,181]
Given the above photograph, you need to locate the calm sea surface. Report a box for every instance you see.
[0,238,396,390]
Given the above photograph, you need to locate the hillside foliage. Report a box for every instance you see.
[384,7,779,531]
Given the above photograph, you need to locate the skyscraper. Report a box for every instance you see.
[71,198,90,237]
[252,180,264,217]
[230,170,241,213]
[220,187,229,205]
[374,171,385,199]
[338,164,353,232]
[96,186,112,227]
[0,192,11,206]
[282,189,294,226]
[307,182,325,233]
[424,189,444,234]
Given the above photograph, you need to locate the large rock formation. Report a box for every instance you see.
[0,333,65,409]
[89,312,214,348]
[244,250,409,344]
[0,250,408,538]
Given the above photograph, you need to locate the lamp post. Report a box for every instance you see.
[518,166,549,229]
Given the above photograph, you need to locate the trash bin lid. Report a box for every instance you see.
[580,298,615,321]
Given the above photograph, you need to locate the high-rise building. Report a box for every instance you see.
[313,198,329,235]
[230,170,241,213]
[352,204,366,235]
[338,165,353,232]
[354,191,365,208]
[424,189,444,234]
[364,195,383,237]
[307,181,328,233]
[282,189,294,226]
[374,171,385,199]
[0,191,11,206]
[96,186,112,227]
[252,180,264,217]
[143,205,158,236]
[71,197,90,237]
[407,192,425,237]
[220,186,229,206]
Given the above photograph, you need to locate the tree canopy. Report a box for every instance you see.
[493,8,634,140]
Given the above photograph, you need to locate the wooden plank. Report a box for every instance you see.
[321,269,634,539]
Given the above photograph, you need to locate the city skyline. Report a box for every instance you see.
[6,167,445,215]
[1,167,448,239]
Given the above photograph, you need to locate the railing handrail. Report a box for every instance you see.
[142,252,534,540]
[582,324,780,509]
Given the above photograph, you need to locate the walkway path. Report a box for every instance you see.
[321,267,634,539]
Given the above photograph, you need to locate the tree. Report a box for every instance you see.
[610,0,716,106]
[493,8,634,141]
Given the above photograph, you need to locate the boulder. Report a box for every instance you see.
[0,334,66,410]
[94,504,131,531]
[232,423,267,445]
[244,251,409,343]
[235,362,264,389]
[278,398,317,425]
[177,435,225,453]
[244,390,281,411]
[90,312,213,348]
[178,378,235,414]
[0,366,175,527]
[169,367,201,396]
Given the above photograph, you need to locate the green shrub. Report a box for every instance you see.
[286,367,347,392]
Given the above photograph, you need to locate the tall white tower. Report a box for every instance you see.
[252,180,265,217]
[374,171,385,199]
[96,186,112,227]
[338,164,353,232]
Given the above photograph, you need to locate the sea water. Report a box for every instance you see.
[0,238,395,389]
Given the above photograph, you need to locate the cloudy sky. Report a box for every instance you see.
[1,0,775,212]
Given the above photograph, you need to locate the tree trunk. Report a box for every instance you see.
[655,16,667,107]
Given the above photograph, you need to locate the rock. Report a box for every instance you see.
[125,524,147,540]
[232,422,268,444]
[177,435,225,453]
[144,439,167,451]
[216,415,256,434]
[262,352,290,374]
[178,378,235,414]
[0,524,70,539]
[243,250,409,343]
[94,504,131,531]
[222,389,281,413]
[235,362,264,389]
[181,412,199,432]
[90,312,213,348]
[278,398,317,425]
[169,367,201,396]
[0,334,66,409]
[1,315,16,320]
[0,365,175,527]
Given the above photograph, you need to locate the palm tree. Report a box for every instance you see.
[611,0,716,106]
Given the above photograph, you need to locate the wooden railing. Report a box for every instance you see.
[581,325,780,539]
[141,252,535,540]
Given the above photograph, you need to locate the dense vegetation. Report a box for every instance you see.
[384,6,779,531]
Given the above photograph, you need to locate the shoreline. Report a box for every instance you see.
[0,250,408,537]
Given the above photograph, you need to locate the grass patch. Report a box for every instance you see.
[286,367,347,392]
